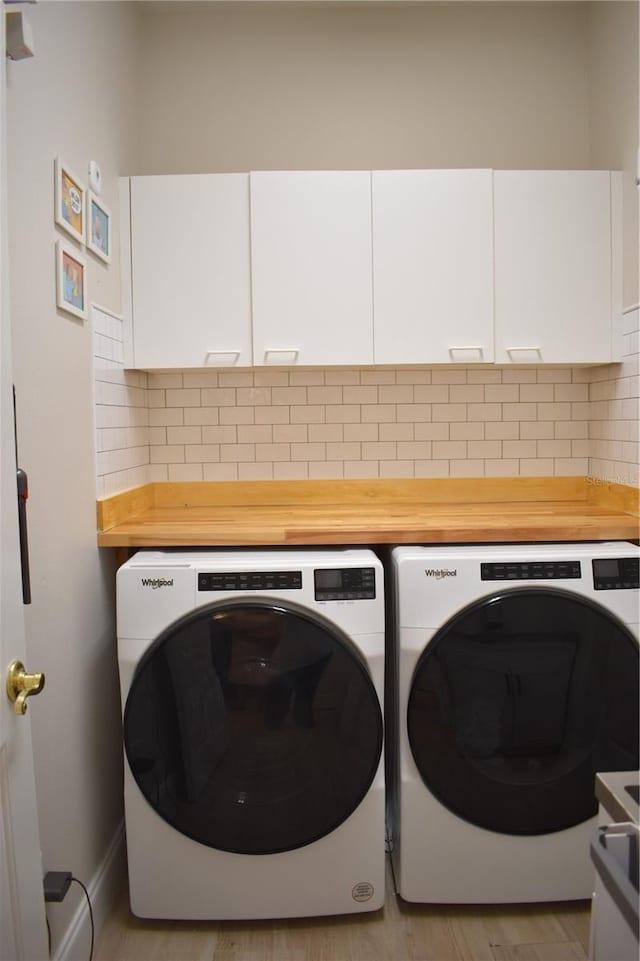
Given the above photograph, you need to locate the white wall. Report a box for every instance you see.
[587,0,639,311]
[133,1,592,173]
[6,3,139,954]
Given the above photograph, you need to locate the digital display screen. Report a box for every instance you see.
[593,559,619,578]
[315,569,343,590]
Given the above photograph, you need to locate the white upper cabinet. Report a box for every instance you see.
[250,171,374,366]
[372,169,494,364]
[130,174,252,368]
[494,171,613,364]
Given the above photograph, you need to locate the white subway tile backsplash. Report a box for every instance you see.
[433,403,466,422]
[397,404,431,423]
[310,461,344,479]
[274,462,309,480]
[537,440,572,458]
[503,440,537,459]
[291,443,325,461]
[219,372,254,388]
[449,385,485,403]
[256,443,291,462]
[451,459,484,477]
[258,406,293,424]
[166,388,201,408]
[484,385,519,403]
[201,388,236,407]
[485,422,519,440]
[182,371,219,389]
[413,385,449,403]
[236,387,272,406]
[520,422,555,440]
[307,386,343,405]
[150,445,185,464]
[380,461,414,478]
[327,404,363,422]
[239,463,274,480]
[467,403,502,422]
[344,460,380,478]
[503,403,537,421]
[254,371,289,387]
[167,426,202,445]
[289,371,325,386]
[380,423,414,441]
[362,442,397,460]
[378,385,414,404]
[343,386,378,404]
[272,387,308,406]
[415,460,450,477]
[520,384,554,403]
[239,425,274,444]
[203,463,238,481]
[450,422,484,441]
[169,464,204,482]
[307,424,340,442]
[220,407,256,425]
[94,310,638,493]
[185,445,221,463]
[344,423,378,442]
[415,422,449,441]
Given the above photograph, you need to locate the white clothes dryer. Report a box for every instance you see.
[390,542,639,904]
[117,548,385,920]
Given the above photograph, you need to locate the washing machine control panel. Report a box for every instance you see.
[198,571,302,591]
[314,567,376,601]
[481,561,582,581]
[592,557,639,591]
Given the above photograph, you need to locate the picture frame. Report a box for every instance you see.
[86,190,111,264]
[54,156,86,245]
[56,240,88,320]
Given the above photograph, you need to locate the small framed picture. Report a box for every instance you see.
[86,190,111,264]
[54,156,86,245]
[56,241,88,320]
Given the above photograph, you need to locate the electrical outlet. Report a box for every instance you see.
[43,871,72,903]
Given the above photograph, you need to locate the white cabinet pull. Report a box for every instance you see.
[263,349,299,365]
[505,346,542,360]
[204,350,241,366]
[448,346,484,360]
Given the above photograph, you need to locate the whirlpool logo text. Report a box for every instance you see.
[141,577,174,589]
[424,569,457,580]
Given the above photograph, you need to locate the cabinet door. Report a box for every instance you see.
[494,171,612,364]
[250,171,373,366]
[372,170,494,365]
[130,174,252,368]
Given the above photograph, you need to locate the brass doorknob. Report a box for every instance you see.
[6,660,45,715]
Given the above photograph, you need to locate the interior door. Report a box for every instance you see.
[124,598,383,854]
[0,12,48,958]
[407,587,639,835]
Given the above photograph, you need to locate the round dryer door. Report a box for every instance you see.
[407,587,639,836]
[124,599,382,854]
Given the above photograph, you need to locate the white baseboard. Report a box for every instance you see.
[52,821,126,961]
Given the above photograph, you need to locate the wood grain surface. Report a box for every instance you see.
[96,477,639,548]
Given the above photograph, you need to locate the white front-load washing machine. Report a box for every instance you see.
[390,542,639,904]
[117,548,385,920]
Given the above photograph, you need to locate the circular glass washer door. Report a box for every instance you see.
[407,587,639,836]
[124,598,383,854]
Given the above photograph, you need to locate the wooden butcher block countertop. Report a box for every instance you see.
[97,477,639,548]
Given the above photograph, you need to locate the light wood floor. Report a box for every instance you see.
[94,858,592,961]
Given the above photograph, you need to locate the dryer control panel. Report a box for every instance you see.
[314,567,376,601]
[592,557,639,591]
[481,561,582,581]
[198,571,302,591]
